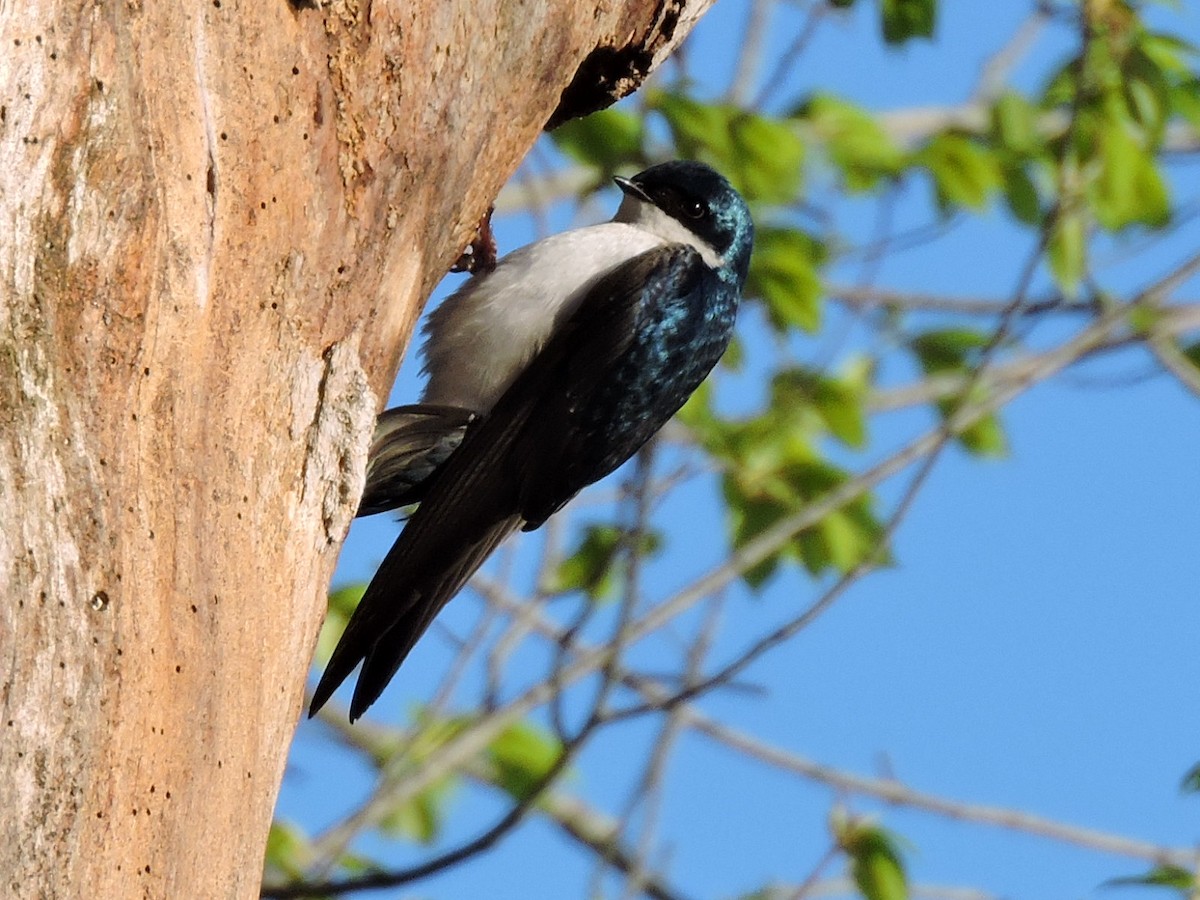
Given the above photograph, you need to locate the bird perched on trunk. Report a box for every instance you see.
[311,160,754,721]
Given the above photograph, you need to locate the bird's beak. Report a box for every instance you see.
[614,175,652,202]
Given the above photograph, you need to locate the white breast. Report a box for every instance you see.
[419,221,669,412]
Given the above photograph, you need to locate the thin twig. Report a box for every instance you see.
[469,580,1197,872]
[686,713,1197,870]
[753,2,829,109]
[826,284,1091,317]
[1148,334,1200,398]
[970,10,1050,102]
[618,600,720,900]
[727,0,773,106]
[787,842,840,900]
[428,604,496,715]
[264,713,603,898]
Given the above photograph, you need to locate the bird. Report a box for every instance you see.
[311,160,754,721]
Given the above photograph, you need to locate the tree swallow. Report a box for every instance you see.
[311,161,754,721]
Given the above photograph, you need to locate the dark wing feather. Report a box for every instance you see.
[310,245,708,719]
[515,245,714,526]
[347,516,519,719]
[357,404,475,517]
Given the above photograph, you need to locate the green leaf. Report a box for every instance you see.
[551,525,621,600]
[796,94,906,190]
[676,378,717,434]
[551,107,644,176]
[919,132,1001,211]
[263,820,312,881]
[909,331,1009,457]
[721,444,888,583]
[821,509,871,572]
[706,391,887,585]
[956,411,1008,458]
[725,488,790,589]
[817,390,866,449]
[1040,58,1077,110]
[315,583,367,664]
[1127,304,1163,338]
[1171,77,1200,133]
[1180,761,1200,793]
[934,388,1008,458]
[1090,120,1171,229]
[728,112,806,203]
[654,91,734,160]
[328,582,366,617]
[773,366,868,448]
[1136,31,1198,77]
[653,94,804,203]
[1119,37,1178,144]
[909,328,990,373]
[1105,864,1196,893]
[836,821,910,900]
[788,461,887,576]
[746,227,827,333]
[378,774,458,844]
[1048,211,1086,294]
[853,848,908,900]
[1002,163,1042,224]
[487,721,563,802]
[990,91,1041,155]
[721,333,745,371]
[407,710,473,761]
[549,524,662,602]
[880,0,935,45]
[1128,153,1171,228]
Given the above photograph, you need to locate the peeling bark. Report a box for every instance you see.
[0,0,711,895]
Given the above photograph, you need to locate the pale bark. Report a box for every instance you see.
[0,0,710,895]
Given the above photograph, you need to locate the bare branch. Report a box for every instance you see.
[970,9,1051,102]
[469,582,1197,872]
[1148,335,1200,398]
[265,708,601,898]
[877,107,1200,154]
[727,0,774,107]
[293,702,693,900]
[752,2,829,109]
[826,284,1088,317]
[686,714,1197,869]
[778,877,1001,900]
[616,601,720,900]
[540,792,695,900]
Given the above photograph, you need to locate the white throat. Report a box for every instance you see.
[613,195,724,269]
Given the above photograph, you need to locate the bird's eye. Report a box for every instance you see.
[685,200,707,219]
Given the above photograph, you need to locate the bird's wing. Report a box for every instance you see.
[513,243,713,526]
[357,404,475,517]
[310,244,704,720]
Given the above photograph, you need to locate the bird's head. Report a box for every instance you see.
[614,160,754,287]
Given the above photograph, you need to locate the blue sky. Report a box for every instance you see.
[281,2,1200,897]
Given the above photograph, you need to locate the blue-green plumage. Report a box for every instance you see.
[524,246,739,526]
[313,161,754,720]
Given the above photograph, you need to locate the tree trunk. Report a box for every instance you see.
[0,0,708,895]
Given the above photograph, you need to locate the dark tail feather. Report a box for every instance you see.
[347,517,518,719]
[309,515,520,720]
[315,367,548,720]
[356,404,474,517]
